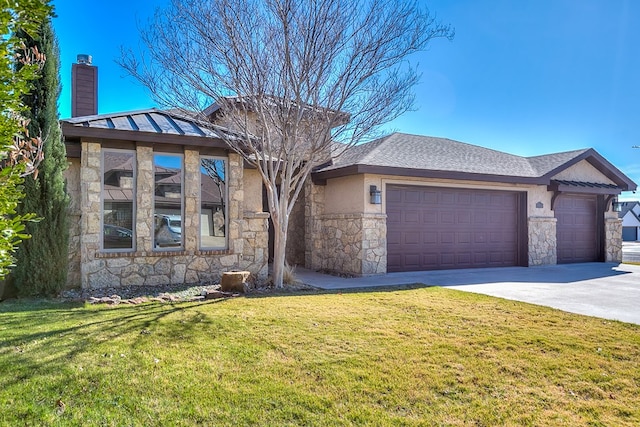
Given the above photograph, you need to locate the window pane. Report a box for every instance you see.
[103,151,134,250]
[200,157,227,249]
[154,154,183,249]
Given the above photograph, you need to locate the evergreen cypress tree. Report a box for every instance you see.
[12,19,69,296]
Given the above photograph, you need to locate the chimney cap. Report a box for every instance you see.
[76,54,92,65]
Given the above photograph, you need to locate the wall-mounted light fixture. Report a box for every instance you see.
[369,185,382,204]
[612,198,623,212]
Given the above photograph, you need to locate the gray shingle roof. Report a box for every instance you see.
[527,149,591,176]
[320,132,598,180]
[327,133,542,177]
[619,201,640,219]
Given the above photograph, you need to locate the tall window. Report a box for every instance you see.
[200,157,227,249]
[102,150,135,251]
[154,153,183,250]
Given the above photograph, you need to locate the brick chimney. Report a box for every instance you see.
[71,54,97,117]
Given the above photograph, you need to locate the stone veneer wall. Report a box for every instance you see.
[305,179,325,271]
[65,158,82,288]
[286,189,306,266]
[303,179,386,276]
[604,217,623,263]
[78,144,268,289]
[528,217,557,266]
[310,213,387,276]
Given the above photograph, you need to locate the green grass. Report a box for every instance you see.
[1,286,639,426]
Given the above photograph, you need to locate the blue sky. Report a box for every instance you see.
[52,0,640,199]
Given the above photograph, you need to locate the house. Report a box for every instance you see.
[61,56,637,289]
[619,201,640,241]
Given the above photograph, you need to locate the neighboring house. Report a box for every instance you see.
[61,56,637,289]
[619,201,640,241]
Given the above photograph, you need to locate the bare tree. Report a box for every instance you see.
[120,0,454,287]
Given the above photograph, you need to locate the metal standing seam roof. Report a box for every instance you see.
[63,108,228,139]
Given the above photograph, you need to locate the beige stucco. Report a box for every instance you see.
[243,168,263,212]
[551,159,615,184]
[323,174,366,214]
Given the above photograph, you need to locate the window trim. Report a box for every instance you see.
[199,155,229,250]
[153,152,185,252]
[101,148,136,253]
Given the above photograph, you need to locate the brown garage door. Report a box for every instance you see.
[555,194,599,263]
[386,185,523,272]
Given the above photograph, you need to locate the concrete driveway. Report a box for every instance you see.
[297,263,640,325]
[623,242,640,263]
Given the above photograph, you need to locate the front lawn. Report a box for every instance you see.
[1,286,638,426]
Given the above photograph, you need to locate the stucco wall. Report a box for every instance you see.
[323,174,365,214]
[243,168,263,212]
[551,159,615,184]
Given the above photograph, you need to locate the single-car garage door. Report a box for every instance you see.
[555,194,599,263]
[386,185,524,272]
[622,227,637,242]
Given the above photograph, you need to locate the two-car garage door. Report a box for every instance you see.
[386,185,524,272]
[387,185,602,273]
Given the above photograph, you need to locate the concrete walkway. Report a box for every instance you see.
[296,263,640,325]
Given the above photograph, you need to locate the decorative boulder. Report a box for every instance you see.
[220,271,251,293]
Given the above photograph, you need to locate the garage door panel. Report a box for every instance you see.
[440,253,455,267]
[555,194,598,264]
[440,212,455,224]
[404,232,419,245]
[458,193,472,205]
[403,190,420,203]
[441,193,456,204]
[423,211,437,223]
[422,191,438,204]
[457,211,471,224]
[441,232,455,244]
[457,232,471,243]
[387,185,521,272]
[404,210,419,223]
[423,231,437,244]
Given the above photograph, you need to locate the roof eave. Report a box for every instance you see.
[540,148,637,191]
[547,180,623,196]
[311,164,545,185]
[61,122,229,149]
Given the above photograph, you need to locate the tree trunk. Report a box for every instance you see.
[271,214,288,288]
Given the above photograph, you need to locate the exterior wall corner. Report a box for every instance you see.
[604,217,623,263]
[528,216,557,266]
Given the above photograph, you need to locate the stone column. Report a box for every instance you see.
[241,211,270,280]
[604,217,623,263]
[136,144,154,252]
[528,217,557,266]
[362,213,387,275]
[80,141,103,288]
[304,179,325,270]
[183,148,200,251]
[64,158,82,288]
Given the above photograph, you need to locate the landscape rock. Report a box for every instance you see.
[220,271,251,293]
